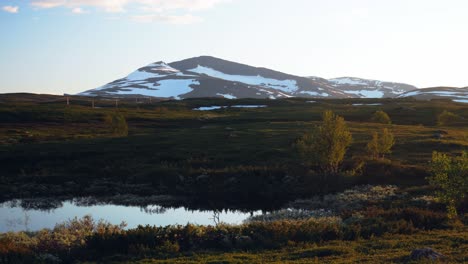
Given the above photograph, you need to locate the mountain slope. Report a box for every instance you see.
[326,77,416,98]
[170,56,349,98]
[398,87,468,102]
[78,56,417,99]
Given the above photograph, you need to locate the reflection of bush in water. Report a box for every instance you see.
[5,212,30,230]
[141,206,167,214]
[72,195,184,208]
[5,199,64,211]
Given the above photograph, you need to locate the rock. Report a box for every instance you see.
[410,248,445,261]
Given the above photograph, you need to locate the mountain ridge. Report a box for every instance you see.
[77,56,464,100]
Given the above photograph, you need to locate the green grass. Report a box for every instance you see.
[0,94,466,202]
[82,227,468,263]
[0,94,467,263]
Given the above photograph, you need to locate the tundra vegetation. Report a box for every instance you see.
[371,110,392,124]
[428,151,467,218]
[104,112,128,137]
[296,110,352,174]
[0,94,467,263]
[437,110,462,126]
[367,128,395,159]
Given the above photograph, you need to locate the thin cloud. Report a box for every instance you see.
[32,0,126,12]
[131,14,202,24]
[3,5,19,13]
[29,0,230,23]
[30,0,230,13]
[71,7,87,14]
[31,0,66,9]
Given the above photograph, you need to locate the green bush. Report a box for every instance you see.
[367,128,395,159]
[104,112,128,137]
[437,110,462,126]
[428,151,468,218]
[371,111,392,124]
[0,210,456,262]
[296,110,352,174]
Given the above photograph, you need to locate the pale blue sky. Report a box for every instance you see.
[1,0,468,94]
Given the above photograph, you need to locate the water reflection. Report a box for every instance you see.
[0,199,264,232]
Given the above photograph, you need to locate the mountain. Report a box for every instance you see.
[325,77,416,98]
[398,87,468,102]
[78,56,416,99]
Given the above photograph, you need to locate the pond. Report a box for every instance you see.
[193,105,268,111]
[0,200,262,232]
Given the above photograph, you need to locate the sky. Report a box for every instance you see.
[1,0,468,95]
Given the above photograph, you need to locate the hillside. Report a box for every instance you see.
[398,86,468,102]
[78,56,418,99]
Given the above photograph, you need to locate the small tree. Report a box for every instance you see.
[367,132,380,159]
[371,110,392,124]
[437,110,461,126]
[296,110,353,174]
[379,128,395,158]
[104,112,128,137]
[428,151,467,219]
[367,128,395,159]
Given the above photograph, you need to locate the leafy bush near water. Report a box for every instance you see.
[0,206,454,263]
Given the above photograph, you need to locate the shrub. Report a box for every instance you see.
[0,232,39,263]
[104,112,128,137]
[288,185,399,213]
[367,128,395,159]
[371,111,391,124]
[362,207,448,230]
[437,110,462,126]
[37,215,126,253]
[296,110,352,174]
[428,151,468,218]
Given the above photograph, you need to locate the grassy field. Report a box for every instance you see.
[0,94,467,263]
[110,228,468,264]
[0,94,466,203]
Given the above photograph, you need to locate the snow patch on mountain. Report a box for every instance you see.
[299,91,330,97]
[329,77,369,86]
[148,62,179,73]
[126,62,180,81]
[399,90,468,99]
[216,93,237,99]
[344,90,385,98]
[187,65,299,93]
[95,79,198,99]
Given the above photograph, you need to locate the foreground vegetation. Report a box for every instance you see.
[0,94,467,205]
[1,209,467,263]
[0,94,467,263]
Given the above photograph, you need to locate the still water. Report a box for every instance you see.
[0,200,261,232]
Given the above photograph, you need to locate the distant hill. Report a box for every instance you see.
[325,77,416,98]
[398,87,468,103]
[79,56,422,100]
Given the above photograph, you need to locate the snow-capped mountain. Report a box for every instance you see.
[326,77,416,98]
[398,87,468,103]
[78,56,417,99]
